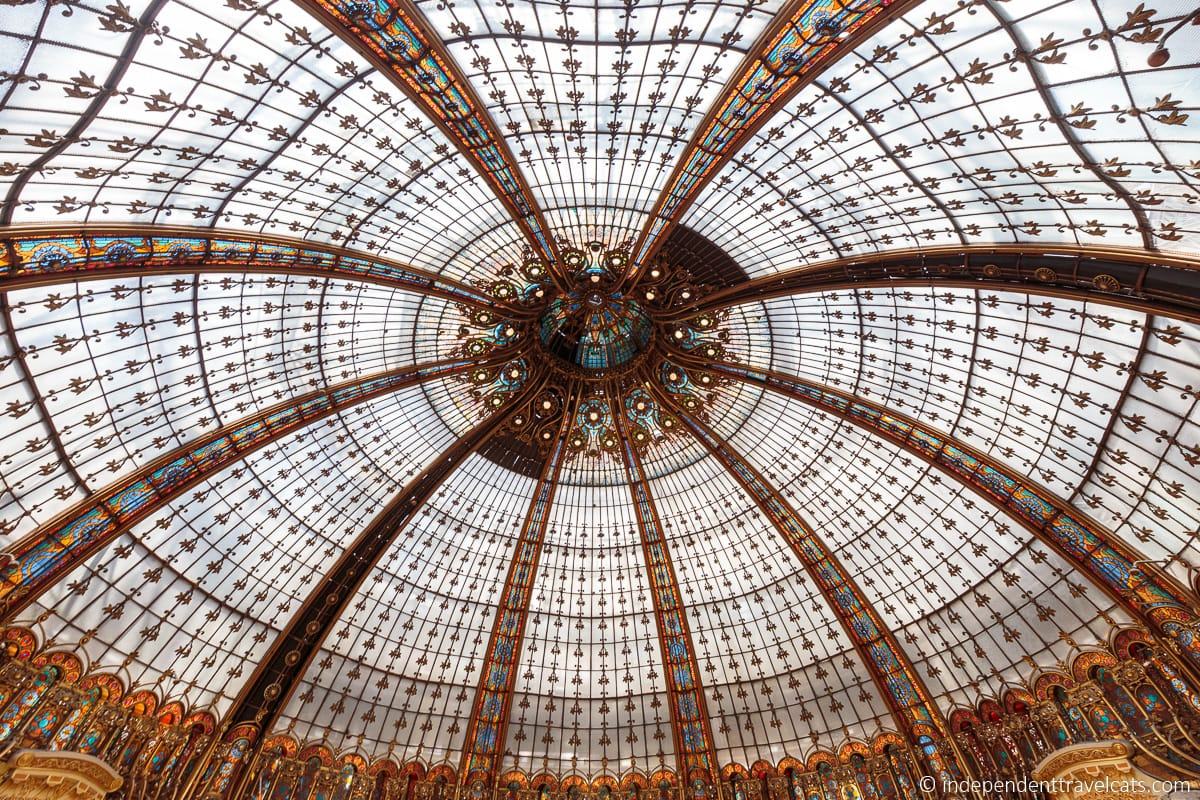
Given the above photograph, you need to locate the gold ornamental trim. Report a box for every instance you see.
[1032,740,1134,781]
[6,749,123,795]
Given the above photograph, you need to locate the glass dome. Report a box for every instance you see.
[0,0,1197,795]
[538,291,653,372]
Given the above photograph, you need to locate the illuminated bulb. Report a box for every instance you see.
[589,273,601,283]
[650,269,661,278]
[491,397,503,406]
[668,371,680,382]
[681,291,691,300]
[588,411,600,422]
[535,288,545,298]
[663,419,673,427]
[542,400,553,410]
[700,375,711,384]
[635,401,647,411]
[509,368,521,378]
[504,326,516,337]
[645,290,656,300]
[542,431,552,439]
[673,329,685,339]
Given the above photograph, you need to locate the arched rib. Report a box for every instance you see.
[221,371,547,773]
[0,354,500,620]
[459,388,580,786]
[643,374,968,787]
[625,0,920,279]
[687,355,1200,676]
[293,0,566,286]
[609,394,720,785]
[664,245,1200,324]
[0,226,528,315]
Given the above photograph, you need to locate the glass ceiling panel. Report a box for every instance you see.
[645,447,887,764]
[277,452,539,760]
[706,387,1137,707]
[0,0,530,282]
[681,0,1200,275]
[0,274,469,541]
[727,288,1195,587]
[1071,317,1200,586]
[17,373,475,715]
[502,455,673,779]
[413,0,786,247]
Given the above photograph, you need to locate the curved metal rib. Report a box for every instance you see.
[0,355,494,620]
[609,395,720,785]
[643,374,969,787]
[294,0,566,286]
[689,355,1200,677]
[664,245,1200,324]
[459,388,580,786]
[625,0,919,280]
[0,226,528,315]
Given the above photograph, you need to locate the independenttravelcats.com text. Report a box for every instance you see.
[917,774,1195,796]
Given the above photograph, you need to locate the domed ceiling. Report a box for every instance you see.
[0,0,1198,787]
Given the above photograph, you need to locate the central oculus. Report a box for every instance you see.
[538,288,653,372]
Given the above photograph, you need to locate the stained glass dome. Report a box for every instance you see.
[538,291,653,371]
[0,0,1198,798]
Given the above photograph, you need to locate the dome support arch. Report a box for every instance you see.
[665,245,1200,326]
[641,376,974,794]
[609,397,721,788]
[0,226,521,316]
[0,355,496,622]
[459,389,582,787]
[692,357,1200,681]
[292,0,567,287]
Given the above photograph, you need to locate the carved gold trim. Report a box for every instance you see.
[1031,740,1186,800]
[0,750,122,800]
